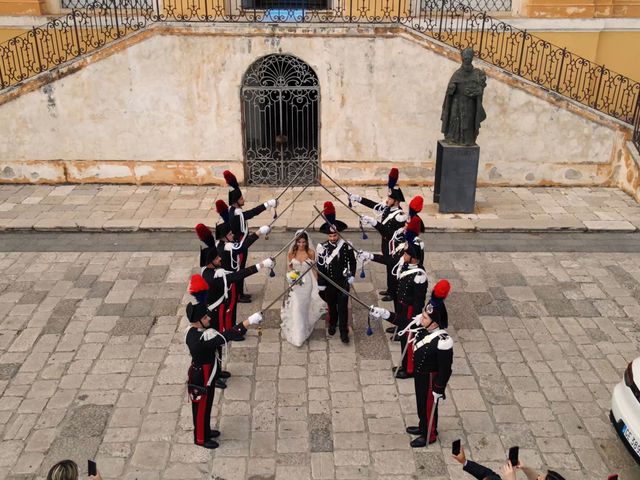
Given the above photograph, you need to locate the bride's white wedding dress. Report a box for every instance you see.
[280,258,326,347]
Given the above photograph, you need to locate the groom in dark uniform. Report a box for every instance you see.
[316,201,357,344]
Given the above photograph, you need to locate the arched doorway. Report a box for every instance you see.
[241,54,320,186]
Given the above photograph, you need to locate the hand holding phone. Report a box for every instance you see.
[88,460,97,477]
[508,446,519,467]
[452,439,461,456]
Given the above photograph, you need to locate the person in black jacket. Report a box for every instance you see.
[224,170,277,304]
[316,201,357,344]
[370,279,453,447]
[386,220,428,378]
[349,168,406,301]
[452,445,501,480]
[185,302,263,449]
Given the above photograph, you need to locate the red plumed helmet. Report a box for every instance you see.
[188,274,209,294]
[406,216,421,234]
[195,223,215,247]
[223,170,239,189]
[388,168,399,189]
[409,196,424,214]
[215,199,228,214]
[323,201,336,215]
[433,280,451,299]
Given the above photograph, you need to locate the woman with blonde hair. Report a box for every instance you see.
[46,460,101,480]
[280,230,325,347]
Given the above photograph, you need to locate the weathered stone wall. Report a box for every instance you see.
[0,24,631,185]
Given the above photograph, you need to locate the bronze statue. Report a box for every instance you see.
[441,48,487,146]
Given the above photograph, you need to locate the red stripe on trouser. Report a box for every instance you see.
[426,372,437,442]
[226,284,237,331]
[406,306,414,374]
[194,364,212,445]
[218,306,225,333]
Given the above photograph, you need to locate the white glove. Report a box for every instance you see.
[347,276,355,285]
[248,312,263,325]
[361,215,377,227]
[264,198,277,209]
[257,258,274,271]
[432,391,444,402]
[317,285,326,292]
[258,225,271,236]
[358,251,374,262]
[349,193,362,203]
[369,306,390,319]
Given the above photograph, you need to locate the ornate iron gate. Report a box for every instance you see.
[241,54,319,186]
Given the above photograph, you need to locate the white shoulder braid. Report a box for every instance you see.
[414,272,427,284]
[437,334,453,350]
[200,328,219,341]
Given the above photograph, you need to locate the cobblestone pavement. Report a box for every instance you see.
[0,245,639,480]
[0,185,639,232]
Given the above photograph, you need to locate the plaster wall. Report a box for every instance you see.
[0,25,630,185]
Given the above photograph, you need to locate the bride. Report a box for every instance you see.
[280,230,326,347]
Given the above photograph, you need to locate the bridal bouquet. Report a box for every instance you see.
[286,270,304,286]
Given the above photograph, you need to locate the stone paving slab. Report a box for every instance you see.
[0,246,640,480]
[0,185,638,232]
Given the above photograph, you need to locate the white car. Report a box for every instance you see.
[611,357,640,463]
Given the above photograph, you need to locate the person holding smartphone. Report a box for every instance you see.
[452,444,501,480]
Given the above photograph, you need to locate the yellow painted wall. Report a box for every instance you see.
[0,0,44,15]
[0,27,28,43]
[522,0,640,17]
[535,30,640,81]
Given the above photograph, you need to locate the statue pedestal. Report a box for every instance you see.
[433,140,480,214]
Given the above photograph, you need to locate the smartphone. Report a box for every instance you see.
[607,475,619,480]
[452,439,461,456]
[88,460,97,476]
[508,446,519,467]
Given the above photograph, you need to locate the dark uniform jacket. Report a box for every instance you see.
[317,240,357,289]
[229,204,267,242]
[201,265,259,327]
[386,311,453,394]
[395,263,428,312]
[186,325,247,367]
[462,461,501,480]
[217,233,260,272]
[360,198,406,256]
[371,244,405,298]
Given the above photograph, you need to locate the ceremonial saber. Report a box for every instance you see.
[271,211,324,261]
[425,396,440,450]
[317,165,353,207]
[272,159,315,219]
[261,260,317,311]
[257,260,316,337]
[313,266,370,310]
[268,179,314,229]
[317,183,369,240]
[394,339,411,378]
[313,205,368,279]
[312,205,363,254]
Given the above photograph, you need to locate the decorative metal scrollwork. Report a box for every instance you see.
[241,54,320,187]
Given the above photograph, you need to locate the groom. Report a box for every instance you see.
[317,202,356,344]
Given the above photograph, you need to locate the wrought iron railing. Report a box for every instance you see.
[0,0,638,127]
